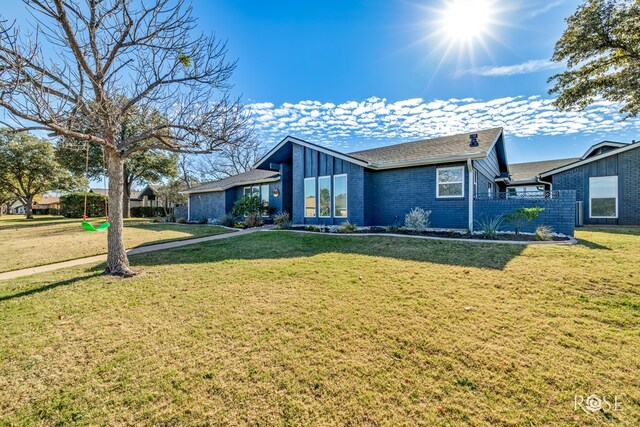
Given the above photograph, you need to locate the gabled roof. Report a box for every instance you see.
[33,196,60,206]
[581,141,627,160]
[255,128,504,172]
[349,128,503,167]
[541,140,640,178]
[182,169,280,194]
[508,158,580,184]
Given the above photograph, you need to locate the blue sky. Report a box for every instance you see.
[190,0,640,163]
[3,1,640,164]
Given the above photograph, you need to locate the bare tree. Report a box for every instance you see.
[0,1,249,276]
[197,137,264,181]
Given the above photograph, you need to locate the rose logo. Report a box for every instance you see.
[585,395,603,412]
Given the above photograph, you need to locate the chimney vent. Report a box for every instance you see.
[469,133,479,147]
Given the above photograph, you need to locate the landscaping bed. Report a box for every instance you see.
[284,224,571,241]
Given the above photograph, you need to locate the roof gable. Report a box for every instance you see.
[541,141,640,177]
[581,141,627,160]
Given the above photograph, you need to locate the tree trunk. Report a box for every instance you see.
[25,196,34,219]
[122,177,131,219]
[106,150,135,276]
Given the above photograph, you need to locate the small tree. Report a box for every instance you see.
[0,130,76,219]
[502,207,545,235]
[549,0,640,117]
[155,179,187,216]
[231,195,263,217]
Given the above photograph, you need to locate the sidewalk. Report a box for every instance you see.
[0,228,260,281]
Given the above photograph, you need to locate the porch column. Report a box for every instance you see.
[467,158,474,232]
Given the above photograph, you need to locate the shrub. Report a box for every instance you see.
[273,211,291,226]
[198,217,208,224]
[304,225,321,232]
[244,212,263,228]
[386,225,400,233]
[502,207,545,235]
[232,195,263,217]
[339,221,357,233]
[130,206,166,218]
[219,213,236,227]
[60,192,108,218]
[474,216,504,239]
[534,225,554,241]
[404,207,431,232]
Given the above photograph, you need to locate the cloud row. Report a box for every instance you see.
[456,59,562,77]
[247,96,639,151]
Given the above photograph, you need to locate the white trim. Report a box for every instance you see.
[540,142,639,177]
[436,166,465,199]
[333,174,348,218]
[467,159,473,231]
[581,141,627,160]
[304,177,317,218]
[589,176,618,219]
[254,136,369,169]
[318,175,332,218]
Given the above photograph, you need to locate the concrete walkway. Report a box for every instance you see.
[0,228,259,282]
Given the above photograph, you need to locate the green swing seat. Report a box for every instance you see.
[81,221,111,232]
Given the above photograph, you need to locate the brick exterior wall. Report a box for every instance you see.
[474,191,576,235]
[189,191,227,222]
[369,162,470,229]
[550,145,640,225]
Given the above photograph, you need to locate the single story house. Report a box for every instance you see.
[32,196,61,214]
[509,140,640,226]
[184,128,578,235]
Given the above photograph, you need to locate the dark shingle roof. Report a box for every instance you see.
[91,188,141,199]
[184,169,280,193]
[509,158,580,183]
[349,128,503,165]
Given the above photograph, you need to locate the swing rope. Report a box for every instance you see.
[81,138,110,232]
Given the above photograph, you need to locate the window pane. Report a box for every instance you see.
[438,183,463,197]
[590,176,617,217]
[261,185,269,214]
[334,175,347,217]
[244,187,251,197]
[252,186,260,197]
[304,178,316,217]
[438,168,463,183]
[318,177,331,217]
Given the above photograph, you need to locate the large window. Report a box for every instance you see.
[590,176,618,218]
[334,174,348,217]
[436,166,465,198]
[318,176,331,217]
[304,177,316,217]
[243,184,270,215]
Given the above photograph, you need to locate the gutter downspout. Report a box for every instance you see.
[536,175,553,192]
[467,158,473,232]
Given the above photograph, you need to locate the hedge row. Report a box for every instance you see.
[130,206,168,217]
[60,193,108,218]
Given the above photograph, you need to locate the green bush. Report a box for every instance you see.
[474,215,504,239]
[534,225,554,241]
[232,195,263,217]
[60,192,108,218]
[219,213,237,227]
[130,206,166,217]
[273,211,291,226]
[502,207,545,235]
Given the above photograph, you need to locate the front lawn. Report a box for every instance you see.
[0,228,638,425]
[0,215,234,273]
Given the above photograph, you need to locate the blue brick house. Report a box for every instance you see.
[509,140,640,226]
[184,127,584,235]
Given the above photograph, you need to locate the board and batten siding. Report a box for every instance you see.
[550,145,640,225]
[292,143,365,225]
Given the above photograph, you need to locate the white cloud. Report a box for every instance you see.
[456,59,562,77]
[527,1,565,18]
[247,96,639,150]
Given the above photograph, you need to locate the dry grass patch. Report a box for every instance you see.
[0,215,234,272]
[0,228,638,425]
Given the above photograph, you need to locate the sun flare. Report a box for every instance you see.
[441,0,494,43]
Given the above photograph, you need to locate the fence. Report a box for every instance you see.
[474,190,576,235]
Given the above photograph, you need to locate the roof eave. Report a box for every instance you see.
[181,176,281,195]
[540,142,640,177]
[366,153,487,170]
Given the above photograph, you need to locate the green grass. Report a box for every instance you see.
[0,227,638,425]
[0,215,234,273]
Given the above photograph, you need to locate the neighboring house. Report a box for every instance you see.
[138,185,182,209]
[90,188,143,207]
[511,140,640,226]
[184,128,578,235]
[8,200,26,215]
[32,196,61,214]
